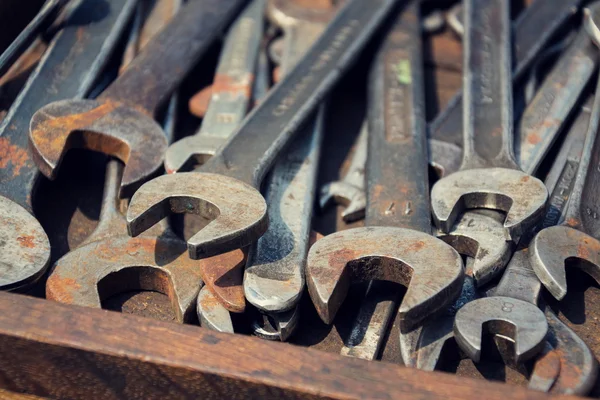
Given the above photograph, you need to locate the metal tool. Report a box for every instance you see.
[0,0,136,291]
[0,0,69,77]
[531,9,600,300]
[429,0,582,178]
[446,3,463,37]
[244,0,337,320]
[430,0,547,243]
[407,100,596,394]
[125,0,402,315]
[319,119,367,223]
[306,2,463,341]
[164,0,264,173]
[37,0,244,321]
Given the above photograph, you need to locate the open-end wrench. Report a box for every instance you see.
[429,0,582,178]
[405,98,597,395]
[0,0,69,77]
[430,0,547,244]
[164,0,265,173]
[125,0,402,314]
[243,0,339,321]
[530,10,600,300]
[306,2,463,339]
[0,0,136,291]
[319,118,367,223]
[36,0,247,321]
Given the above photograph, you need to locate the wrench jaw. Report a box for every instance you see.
[252,306,299,342]
[164,135,222,174]
[318,182,366,223]
[197,286,234,333]
[244,267,302,313]
[45,235,202,323]
[29,99,168,198]
[431,168,548,242]
[437,212,513,287]
[126,172,268,259]
[0,197,51,291]
[306,227,464,331]
[453,297,548,364]
[529,226,600,301]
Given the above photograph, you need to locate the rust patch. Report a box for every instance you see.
[0,137,29,176]
[370,184,385,203]
[527,132,541,145]
[46,275,81,303]
[327,248,359,268]
[199,249,247,313]
[16,235,35,248]
[212,73,253,98]
[519,176,530,183]
[407,240,425,252]
[565,217,580,228]
[188,85,213,117]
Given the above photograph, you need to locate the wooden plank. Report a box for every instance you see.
[0,292,577,399]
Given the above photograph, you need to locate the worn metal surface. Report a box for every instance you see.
[0,0,136,291]
[428,0,582,177]
[164,0,265,173]
[244,0,338,319]
[430,0,547,243]
[306,227,463,331]
[126,0,403,309]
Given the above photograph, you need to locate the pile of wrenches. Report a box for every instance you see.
[3,0,600,395]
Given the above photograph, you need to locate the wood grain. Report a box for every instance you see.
[0,292,579,399]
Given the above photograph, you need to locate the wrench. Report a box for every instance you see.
[164,0,265,173]
[306,1,463,335]
[0,0,69,77]
[319,118,367,223]
[0,0,136,291]
[430,0,547,244]
[429,0,582,178]
[409,101,596,393]
[38,0,244,321]
[125,0,402,314]
[531,10,600,300]
[244,0,338,317]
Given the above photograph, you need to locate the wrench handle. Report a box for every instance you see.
[366,2,429,231]
[203,0,400,187]
[100,0,247,116]
[461,0,516,170]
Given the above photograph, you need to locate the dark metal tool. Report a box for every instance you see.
[243,0,338,323]
[306,2,463,340]
[36,0,249,321]
[0,0,69,77]
[430,0,547,243]
[530,10,600,300]
[125,0,403,315]
[429,0,582,178]
[0,0,136,291]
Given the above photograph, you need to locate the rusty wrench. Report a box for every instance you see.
[430,0,547,243]
[531,10,600,300]
[125,0,402,314]
[0,0,136,291]
[306,2,463,337]
[243,0,339,319]
[37,0,248,321]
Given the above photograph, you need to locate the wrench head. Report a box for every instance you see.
[29,99,168,198]
[319,181,366,223]
[453,296,548,364]
[437,211,513,287]
[306,227,464,331]
[0,196,50,291]
[530,226,600,300]
[46,235,202,323]
[252,306,299,342]
[164,135,222,173]
[126,172,268,259]
[267,0,341,28]
[431,168,548,242]
[197,285,234,333]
